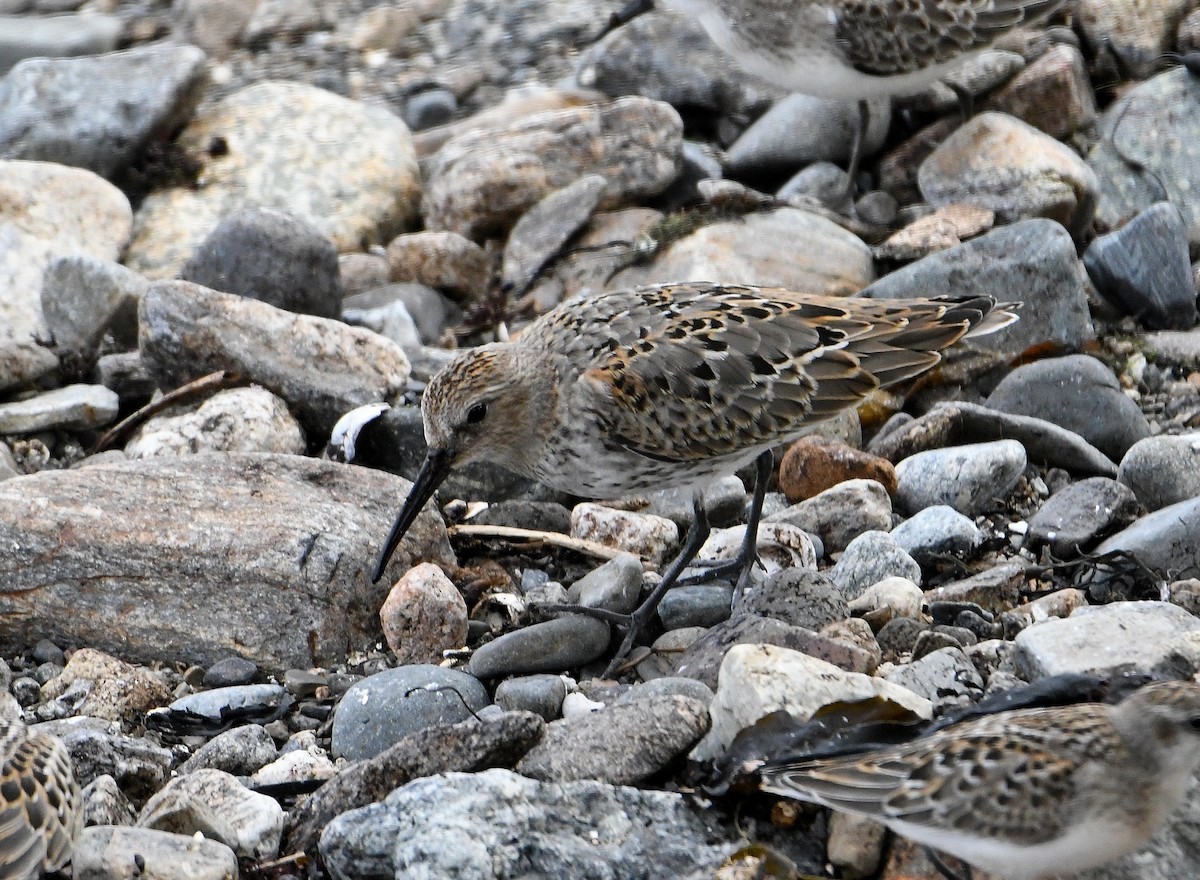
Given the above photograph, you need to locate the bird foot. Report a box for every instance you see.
[538,602,654,679]
[924,847,974,880]
[677,556,742,585]
[677,550,762,589]
[540,451,774,678]
[538,603,630,627]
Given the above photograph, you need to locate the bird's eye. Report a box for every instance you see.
[466,403,488,425]
[1188,717,1200,732]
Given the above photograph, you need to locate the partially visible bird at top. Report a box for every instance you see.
[372,281,1016,676]
[611,0,1069,192]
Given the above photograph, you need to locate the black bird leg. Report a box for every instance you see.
[678,448,773,601]
[544,493,714,676]
[925,846,974,880]
[841,99,871,202]
[599,492,715,676]
[594,0,655,42]
[946,81,975,123]
[544,450,774,677]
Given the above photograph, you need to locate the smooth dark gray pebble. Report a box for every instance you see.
[467,616,611,679]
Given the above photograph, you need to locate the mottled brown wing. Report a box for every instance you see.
[575,285,882,462]
[832,0,1067,76]
[538,284,1005,463]
[758,707,1102,841]
[1,725,81,879]
[520,286,694,365]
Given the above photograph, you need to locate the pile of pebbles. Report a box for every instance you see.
[2,0,1200,877]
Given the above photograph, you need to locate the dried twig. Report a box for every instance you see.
[91,370,246,453]
[448,523,653,569]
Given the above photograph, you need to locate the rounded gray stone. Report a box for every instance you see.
[319,769,753,880]
[621,676,714,707]
[0,44,208,177]
[890,505,982,565]
[138,281,409,436]
[986,355,1150,461]
[178,724,278,776]
[202,657,258,688]
[1084,201,1197,331]
[917,112,1097,235]
[167,684,286,721]
[658,584,734,630]
[567,553,644,615]
[727,93,889,173]
[40,255,146,355]
[1014,601,1200,680]
[1118,434,1200,511]
[1026,476,1139,557]
[515,694,709,784]
[895,440,1027,516]
[777,161,852,212]
[501,174,609,294]
[575,10,782,119]
[828,531,922,601]
[876,616,929,657]
[883,646,983,710]
[342,283,455,349]
[181,207,343,318]
[330,665,489,761]
[126,81,421,279]
[403,87,456,131]
[466,616,611,679]
[0,13,122,74]
[493,674,568,721]
[1088,68,1200,243]
[734,567,850,631]
[72,826,237,880]
[1093,497,1200,581]
[0,383,119,432]
[766,478,891,554]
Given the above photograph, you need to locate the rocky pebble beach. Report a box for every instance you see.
[2,0,1200,877]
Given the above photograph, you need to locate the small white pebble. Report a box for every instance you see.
[562,692,605,717]
[1126,352,1147,384]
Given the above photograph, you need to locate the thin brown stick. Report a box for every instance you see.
[91,370,246,453]
[448,523,653,569]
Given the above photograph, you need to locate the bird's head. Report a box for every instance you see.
[1115,679,1200,769]
[372,343,554,581]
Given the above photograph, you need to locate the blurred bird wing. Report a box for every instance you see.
[830,0,1067,76]
[758,709,1101,840]
[0,729,81,876]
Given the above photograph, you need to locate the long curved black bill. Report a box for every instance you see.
[372,447,453,583]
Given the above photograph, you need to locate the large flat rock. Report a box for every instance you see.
[0,453,453,670]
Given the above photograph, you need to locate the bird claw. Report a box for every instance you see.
[537,603,631,627]
[537,602,658,679]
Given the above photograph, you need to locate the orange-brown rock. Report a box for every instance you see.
[779,436,898,502]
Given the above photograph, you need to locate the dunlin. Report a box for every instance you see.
[646,0,1067,188]
[373,282,1015,674]
[755,679,1200,880]
[0,698,82,880]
